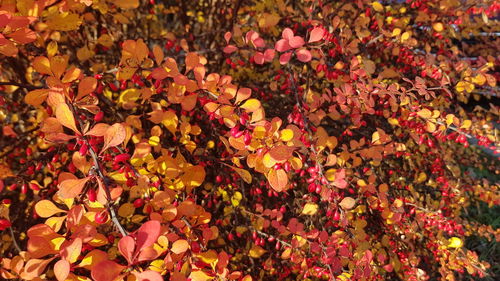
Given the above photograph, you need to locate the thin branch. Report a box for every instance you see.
[0,82,42,91]
[9,227,21,253]
[87,143,128,237]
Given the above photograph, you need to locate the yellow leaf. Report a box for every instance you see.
[240,99,261,112]
[325,168,336,181]
[472,74,486,86]
[249,245,266,258]
[392,28,401,37]
[258,13,281,28]
[280,129,294,142]
[460,120,471,129]
[432,22,444,32]
[301,203,318,215]
[447,237,463,248]
[401,31,410,41]
[194,250,218,265]
[189,270,214,281]
[371,2,384,12]
[417,108,432,119]
[35,200,66,218]
[416,172,427,183]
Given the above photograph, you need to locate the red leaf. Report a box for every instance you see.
[309,27,325,43]
[223,45,238,54]
[264,49,275,62]
[296,49,312,62]
[253,52,264,65]
[135,220,161,253]
[224,32,232,44]
[91,260,125,281]
[275,39,291,52]
[288,36,305,49]
[118,235,136,265]
[279,52,292,65]
[282,28,294,40]
[7,28,36,44]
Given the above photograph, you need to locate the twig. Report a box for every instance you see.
[87,143,128,237]
[9,227,21,253]
[0,81,42,91]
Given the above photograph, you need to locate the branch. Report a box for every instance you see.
[87,143,128,237]
[0,82,42,91]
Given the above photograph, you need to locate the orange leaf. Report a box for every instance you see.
[19,257,55,280]
[91,260,126,281]
[171,239,189,255]
[269,145,295,163]
[152,45,164,65]
[55,103,79,133]
[60,237,82,263]
[185,52,199,73]
[76,77,97,101]
[339,197,356,209]
[7,27,36,44]
[25,89,49,106]
[33,56,51,75]
[235,88,251,104]
[58,176,90,199]
[54,259,70,281]
[50,55,68,79]
[34,200,66,218]
[267,168,288,192]
[85,123,110,136]
[135,270,163,281]
[102,123,126,152]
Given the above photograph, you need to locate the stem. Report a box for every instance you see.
[8,227,21,253]
[87,142,128,237]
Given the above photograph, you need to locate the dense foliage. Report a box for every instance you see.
[0,0,499,280]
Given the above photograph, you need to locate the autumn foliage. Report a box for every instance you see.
[0,0,499,280]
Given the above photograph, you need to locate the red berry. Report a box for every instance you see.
[0,219,11,231]
[133,198,144,208]
[95,210,108,224]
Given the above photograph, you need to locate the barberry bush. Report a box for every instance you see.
[0,0,499,280]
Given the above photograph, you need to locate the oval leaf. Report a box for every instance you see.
[34,200,66,218]
[309,27,325,43]
[102,123,126,152]
[55,103,79,133]
[171,239,189,255]
[339,197,356,210]
[54,259,70,281]
[58,177,90,199]
[267,168,288,192]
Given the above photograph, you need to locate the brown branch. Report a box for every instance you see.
[0,82,42,91]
